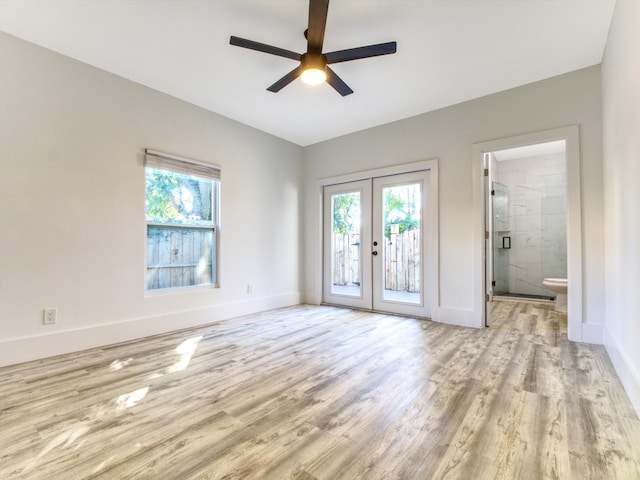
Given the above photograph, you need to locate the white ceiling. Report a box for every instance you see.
[0,0,615,146]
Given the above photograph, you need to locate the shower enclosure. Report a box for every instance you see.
[491,182,510,295]
[489,146,567,300]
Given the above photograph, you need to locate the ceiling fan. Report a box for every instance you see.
[229,0,397,96]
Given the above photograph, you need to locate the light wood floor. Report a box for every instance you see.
[1,302,639,479]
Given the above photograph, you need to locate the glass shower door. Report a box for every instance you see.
[492,182,509,295]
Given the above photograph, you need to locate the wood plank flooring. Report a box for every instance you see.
[1,302,639,479]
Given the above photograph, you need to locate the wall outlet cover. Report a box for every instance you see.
[43,308,57,325]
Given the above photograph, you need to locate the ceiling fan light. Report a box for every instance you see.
[301,67,327,85]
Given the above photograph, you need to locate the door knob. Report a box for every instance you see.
[372,251,378,256]
[373,241,378,246]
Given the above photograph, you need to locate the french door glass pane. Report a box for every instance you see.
[331,191,361,296]
[381,183,421,303]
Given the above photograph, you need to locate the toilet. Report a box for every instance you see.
[543,278,567,313]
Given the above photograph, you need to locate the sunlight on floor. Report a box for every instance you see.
[116,386,149,411]
[167,335,203,373]
[109,358,133,371]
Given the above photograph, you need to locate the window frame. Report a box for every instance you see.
[144,149,220,293]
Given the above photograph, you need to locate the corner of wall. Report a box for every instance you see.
[432,306,483,329]
[580,322,603,344]
[604,325,640,416]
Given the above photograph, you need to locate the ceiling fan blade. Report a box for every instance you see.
[230,36,301,61]
[307,0,329,53]
[325,41,397,64]
[325,66,353,96]
[267,66,303,93]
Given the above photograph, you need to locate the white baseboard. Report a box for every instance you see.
[303,291,322,305]
[433,306,483,329]
[604,326,640,417]
[0,293,302,368]
[581,322,604,344]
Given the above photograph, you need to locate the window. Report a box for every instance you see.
[144,149,220,291]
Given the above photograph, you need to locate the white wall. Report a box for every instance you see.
[602,0,640,413]
[0,33,303,367]
[303,66,604,331]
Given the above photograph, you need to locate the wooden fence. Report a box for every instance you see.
[332,229,420,292]
[332,233,361,287]
[384,229,420,293]
[147,226,213,290]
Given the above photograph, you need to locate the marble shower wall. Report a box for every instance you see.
[496,153,567,297]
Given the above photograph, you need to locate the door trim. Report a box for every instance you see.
[314,159,440,320]
[472,126,583,341]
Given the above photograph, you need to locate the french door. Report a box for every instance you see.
[323,170,430,318]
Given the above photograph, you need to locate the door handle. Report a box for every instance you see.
[372,251,378,256]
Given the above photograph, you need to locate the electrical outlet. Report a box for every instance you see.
[43,308,57,325]
[247,284,253,294]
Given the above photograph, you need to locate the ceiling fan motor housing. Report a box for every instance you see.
[301,52,327,72]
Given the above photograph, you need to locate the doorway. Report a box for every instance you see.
[487,140,567,303]
[322,170,431,318]
[473,126,583,340]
